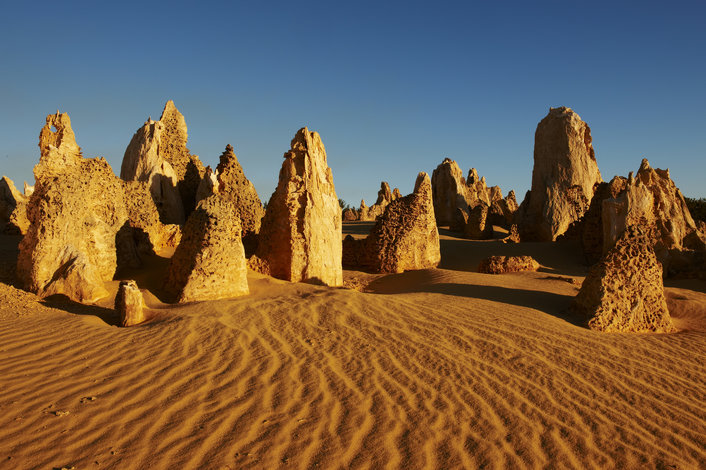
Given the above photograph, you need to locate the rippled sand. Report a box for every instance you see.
[0,228,704,469]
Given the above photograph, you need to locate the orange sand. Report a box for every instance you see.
[0,226,704,469]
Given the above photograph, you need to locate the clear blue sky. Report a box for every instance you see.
[1,1,705,205]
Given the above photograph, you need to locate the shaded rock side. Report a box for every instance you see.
[256,128,342,286]
[346,172,440,273]
[195,166,219,203]
[478,256,539,274]
[519,107,602,241]
[115,280,146,327]
[215,144,264,237]
[466,168,491,207]
[464,203,494,240]
[571,224,675,333]
[431,158,469,226]
[579,177,628,264]
[121,100,206,223]
[164,195,249,302]
[0,176,29,234]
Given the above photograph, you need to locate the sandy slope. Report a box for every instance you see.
[0,228,705,469]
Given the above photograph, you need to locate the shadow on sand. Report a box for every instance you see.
[41,294,120,326]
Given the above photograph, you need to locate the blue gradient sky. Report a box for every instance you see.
[1,1,705,205]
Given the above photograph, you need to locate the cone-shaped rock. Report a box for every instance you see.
[164,195,249,302]
[256,128,342,286]
[215,144,264,238]
[572,224,675,332]
[121,100,206,223]
[519,107,602,241]
[345,172,440,273]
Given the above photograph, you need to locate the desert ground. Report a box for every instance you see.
[1,223,704,469]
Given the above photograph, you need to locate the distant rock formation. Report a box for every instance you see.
[431,158,470,226]
[517,107,602,241]
[215,144,264,239]
[121,100,206,224]
[342,208,358,221]
[464,203,494,240]
[343,172,440,273]
[19,111,179,303]
[571,224,675,333]
[466,168,492,207]
[115,280,146,327]
[195,166,218,203]
[478,256,540,274]
[0,176,29,234]
[489,190,519,227]
[256,128,342,286]
[164,195,249,302]
[359,182,401,221]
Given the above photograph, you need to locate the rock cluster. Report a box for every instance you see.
[478,255,540,274]
[115,280,146,327]
[164,195,249,302]
[18,112,177,303]
[0,176,29,234]
[359,182,401,221]
[343,172,440,273]
[256,128,342,286]
[517,107,602,241]
[121,100,206,224]
[571,224,675,333]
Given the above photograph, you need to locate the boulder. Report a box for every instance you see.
[256,128,342,286]
[215,144,264,238]
[431,158,469,226]
[115,280,146,327]
[164,195,249,302]
[478,256,539,274]
[121,100,206,223]
[0,176,29,234]
[571,224,675,333]
[343,172,440,273]
[518,107,602,241]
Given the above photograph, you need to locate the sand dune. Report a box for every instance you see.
[0,230,705,469]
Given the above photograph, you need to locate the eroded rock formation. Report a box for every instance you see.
[571,224,675,333]
[215,144,264,238]
[0,176,29,234]
[432,158,469,225]
[343,172,440,273]
[195,166,218,203]
[517,107,602,241]
[115,280,146,327]
[164,195,249,302]
[121,100,206,223]
[256,128,342,286]
[478,255,540,274]
[359,182,401,221]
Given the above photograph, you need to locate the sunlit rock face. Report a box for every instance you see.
[121,100,206,224]
[256,127,342,286]
[518,107,602,242]
[0,176,29,234]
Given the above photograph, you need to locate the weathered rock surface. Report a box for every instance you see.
[518,107,602,241]
[195,166,218,203]
[342,208,358,221]
[256,128,342,286]
[464,203,494,240]
[164,196,249,302]
[115,280,146,327]
[571,224,675,333]
[0,176,29,234]
[121,100,206,223]
[432,158,469,226]
[579,177,628,263]
[343,173,440,273]
[489,190,519,226]
[466,168,492,208]
[215,144,264,238]
[478,255,540,274]
[19,112,178,303]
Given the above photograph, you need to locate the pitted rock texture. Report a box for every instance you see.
[431,158,469,226]
[478,256,540,274]
[121,100,206,223]
[256,128,342,286]
[115,280,146,327]
[344,173,440,273]
[164,196,249,302]
[571,224,675,333]
[215,144,264,238]
[19,112,178,303]
[518,107,602,241]
[0,176,29,234]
